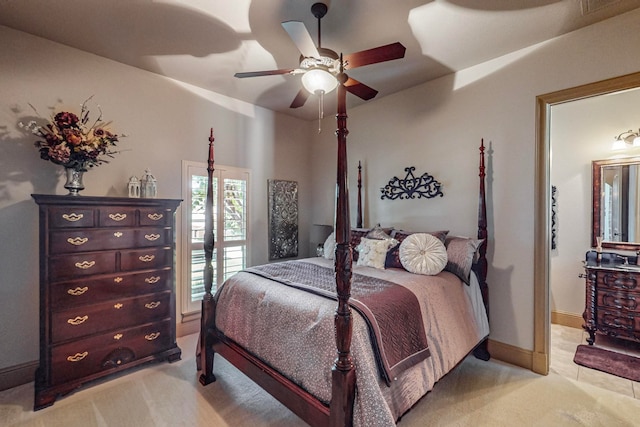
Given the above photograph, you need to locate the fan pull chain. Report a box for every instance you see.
[318,91,324,133]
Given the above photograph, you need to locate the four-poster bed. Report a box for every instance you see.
[197,74,490,426]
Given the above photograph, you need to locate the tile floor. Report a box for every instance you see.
[550,323,640,399]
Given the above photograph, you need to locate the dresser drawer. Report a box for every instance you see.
[49,252,116,281]
[139,208,171,226]
[50,320,172,384]
[49,207,96,228]
[596,271,639,291]
[51,291,171,343]
[50,228,135,253]
[99,207,136,227]
[133,228,171,247]
[597,290,640,314]
[51,269,172,309]
[50,227,169,253]
[120,247,171,272]
[597,310,639,338]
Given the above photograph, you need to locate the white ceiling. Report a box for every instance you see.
[1,0,639,120]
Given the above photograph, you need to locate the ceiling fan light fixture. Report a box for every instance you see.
[302,68,338,94]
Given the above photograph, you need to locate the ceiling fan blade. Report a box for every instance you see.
[234,69,295,78]
[344,77,378,101]
[289,89,310,109]
[343,42,406,69]
[282,21,320,58]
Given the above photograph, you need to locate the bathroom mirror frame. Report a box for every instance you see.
[592,156,640,251]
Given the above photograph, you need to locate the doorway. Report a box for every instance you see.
[533,71,640,375]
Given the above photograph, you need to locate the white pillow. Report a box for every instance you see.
[323,232,335,260]
[399,233,448,275]
[356,237,397,269]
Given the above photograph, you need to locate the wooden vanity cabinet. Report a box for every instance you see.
[583,261,640,346]
[31,194,182,410]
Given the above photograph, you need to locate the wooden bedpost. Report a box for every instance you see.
[330,70,356,427]
[199,128,217,384]
[473,139,490,361]
[356,161,363,228]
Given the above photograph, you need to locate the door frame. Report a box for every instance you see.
[533,71,640,375]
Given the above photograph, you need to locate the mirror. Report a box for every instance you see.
[592,156,640,250]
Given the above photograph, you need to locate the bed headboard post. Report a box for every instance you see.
[473,139,490,361]
[357,161,363,228]
[477,139,488,308]
[330,72,356,426]
[203,128,216,299]
[199,128,217,381]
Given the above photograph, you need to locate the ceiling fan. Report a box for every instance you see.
[234,2,406,110]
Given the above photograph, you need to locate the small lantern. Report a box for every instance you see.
[127,176,140,198]
[140,169,157,198]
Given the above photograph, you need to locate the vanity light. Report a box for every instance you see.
[612,129,640,150]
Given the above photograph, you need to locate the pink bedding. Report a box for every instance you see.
[214,257,489,426]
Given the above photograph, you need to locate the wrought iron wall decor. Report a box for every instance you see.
[380,166,443,200]
[268,179,299,260]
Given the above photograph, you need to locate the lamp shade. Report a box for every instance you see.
[311,224,333,244]
[302,69,338,94]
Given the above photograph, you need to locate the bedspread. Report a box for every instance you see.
[244,260,430,385]
[214,257,489,426]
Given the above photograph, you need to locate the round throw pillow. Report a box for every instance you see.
[399,233,448,275]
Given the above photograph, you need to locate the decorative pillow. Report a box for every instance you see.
[356,237,398,269]
[365,224,393,240]
[323,232,335,260]
[385,230,449,269]
[444,236,484,284]
[399,233,448,275]
[350,228,371,261]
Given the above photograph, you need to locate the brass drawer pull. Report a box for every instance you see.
[147,213,163,221]
[114,303,123,309]
[144,234,160,241]
[67,237,88,246]
[108,213,127,221]
[114,333,123,340]
[62,213,84,222]
[75,260,95,269]
[145,276,161,284]
[67,351,88,362]
[145,301,161,309]
[114,232,123,238]
[67,315,88,325]
[139,255,155,262]
[114,277,123,283]
[145,332,160,341]
[67,286,88,296]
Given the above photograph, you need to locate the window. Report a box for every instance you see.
[181,161,250,316]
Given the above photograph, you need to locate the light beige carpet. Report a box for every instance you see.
[1,333,639,426]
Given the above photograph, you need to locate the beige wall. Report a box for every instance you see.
[0,26,314,371]
[310,8,640,351]
[2,7,640,374]
[550,88,640,317]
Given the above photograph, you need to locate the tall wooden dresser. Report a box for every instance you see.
[32,194,182,410]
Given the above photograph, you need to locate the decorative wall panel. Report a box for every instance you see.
[268,180,298,259]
